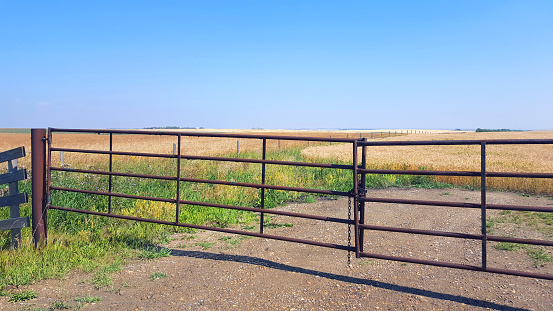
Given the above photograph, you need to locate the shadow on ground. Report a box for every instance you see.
[168,249,528,311]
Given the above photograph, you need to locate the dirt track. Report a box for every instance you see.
[2,188,553,310]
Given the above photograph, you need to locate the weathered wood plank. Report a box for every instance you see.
[0,217,30,230]
[0,169,27,185]
[0,146,25,163]
[0,193,28,208]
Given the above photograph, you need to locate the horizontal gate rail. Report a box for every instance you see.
[49,186,353,224]
[38,128,553,281]
[49,167,351,197]
[49,147,353,170]
[49,127,356,142]
[356,138,553,281]
[359,196,553,213]
[47,205,354,252]
[359,168,553,179]
[358,139,553,146]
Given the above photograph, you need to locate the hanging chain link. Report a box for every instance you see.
[347,196,352,266]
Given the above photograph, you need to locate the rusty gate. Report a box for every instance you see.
[30,128,553,280]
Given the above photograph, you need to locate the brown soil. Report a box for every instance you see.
[2,188,553,311]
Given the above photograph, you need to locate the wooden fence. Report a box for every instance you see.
[0,147,30,248]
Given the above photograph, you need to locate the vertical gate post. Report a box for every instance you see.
[481,142,487,270]
[352,140,360,258]
[359,138,367,252]
[260,139,267,234]
[31,128,47,247]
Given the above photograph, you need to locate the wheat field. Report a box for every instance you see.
[301,130,553,194]
[2,129,552,194]
[0,129,406,170]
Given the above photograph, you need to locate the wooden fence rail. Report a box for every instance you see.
[0,146,30,248]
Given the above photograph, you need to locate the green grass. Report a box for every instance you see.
[51,300,73,309]
[149,272,167,280]
[138,247,171,260]
[494,242,553,267]
[194,242,214,249]
[8,289,37,302]
[494,242,521,251]
[74,294,101,303]
[526,248,553,266]
[1,144,550,292]
[92,271,113,289]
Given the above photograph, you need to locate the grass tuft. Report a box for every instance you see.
[138,247,171,260]
[149,272,167,280]
[75,294,101,303]
[8,289,37,302]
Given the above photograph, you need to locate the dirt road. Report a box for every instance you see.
[3,188,553,310]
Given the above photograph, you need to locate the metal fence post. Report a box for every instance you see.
[481,142,487,270]
[359,138,367,252]
[31,128,47,247]
[353,140,360,258]
[260,139,266,234]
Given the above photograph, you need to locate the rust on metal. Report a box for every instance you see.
[31,129,47,246]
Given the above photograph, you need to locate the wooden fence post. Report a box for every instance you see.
[0,146,30,249]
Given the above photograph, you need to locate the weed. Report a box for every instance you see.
[526,248,553,267]
[264,222,294,229]
[138,247,171,260]
[194,242,214,249]
[494,242,521,251]
[92,272,112,289]
[101,262,121,274]
[440,192,450,196]
[263,215,294,229]
[75,294,101,303]
[359,260,373,266]
[8,290,37,302]
[51,300,72,309]
[149,272,167,280]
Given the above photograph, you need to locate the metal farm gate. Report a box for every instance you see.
[29,128,553,280]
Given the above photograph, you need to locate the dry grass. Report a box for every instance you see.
[301,131,553,194]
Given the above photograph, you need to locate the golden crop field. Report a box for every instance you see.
[302,130,553,194]
[2,129,552,194]
[0,129,405,171]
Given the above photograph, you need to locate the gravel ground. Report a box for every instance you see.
[2,188,553,311]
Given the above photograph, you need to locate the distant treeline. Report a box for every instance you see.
[0,128,31,133]
[144,126,204,129]
[475,128,521,132]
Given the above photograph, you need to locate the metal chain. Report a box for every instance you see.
[347,196,352,266]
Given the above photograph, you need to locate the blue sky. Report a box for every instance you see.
[1,1,552,130]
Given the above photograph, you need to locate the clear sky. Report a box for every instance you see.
[1,1,552,130]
